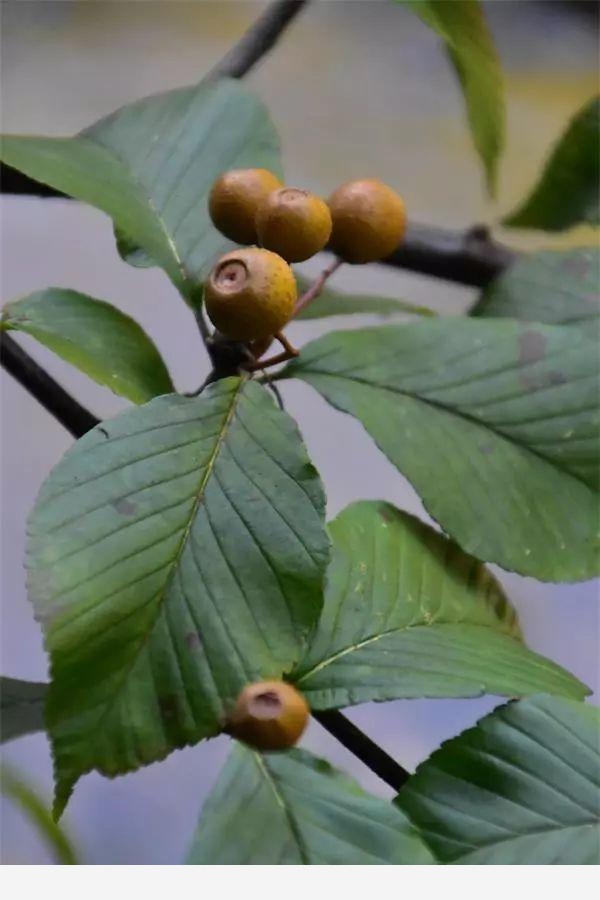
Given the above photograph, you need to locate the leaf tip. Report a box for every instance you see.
[52,774,76,823]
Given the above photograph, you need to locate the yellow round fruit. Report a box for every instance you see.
[209,168,283,245]
[256,187,332,262]
[328,178,406,263]
[226,681,309,751]
[204,247,297,341]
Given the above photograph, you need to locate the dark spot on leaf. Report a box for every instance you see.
[185,631,201,651]
[479,444,494,455]
[519,330,547,365]
[99,427,109,439]
[546,370,567,387]
[113,497,137,515]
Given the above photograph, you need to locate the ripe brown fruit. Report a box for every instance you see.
[226,681,309,751]
[204,247,297,341]
[256,188,332,262]
[209,168,282,245]
[327,178,406,263]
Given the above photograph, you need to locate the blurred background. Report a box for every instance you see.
[1,0,598,864]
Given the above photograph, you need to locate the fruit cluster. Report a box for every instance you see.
[205,168,406,351]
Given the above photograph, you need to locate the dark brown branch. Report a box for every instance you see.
[313,709,410,794]
[210,0,308,80]
[1,334,98,438]
[381,222,517,287]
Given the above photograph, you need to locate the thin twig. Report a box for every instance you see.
[313,709,411,794]
[294,257,343,316]
[209,0,308,80]
[1,334,99,438]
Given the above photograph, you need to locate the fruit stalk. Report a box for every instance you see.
[293,257,343,316]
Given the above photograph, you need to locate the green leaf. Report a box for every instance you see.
[397,695,600,864]
[503,96,600,231]
[0,78,281,307]
[187,745,435,865]
[471,249,600,331]
[1,289,173,404]
[292,502,588,709]
[1,677,47,744]
[2,765,78,864]
[26,378,329,816]
[283,320,599,581]
[294,276,435,320]
[113,226,155,269]
[401,0,504,195]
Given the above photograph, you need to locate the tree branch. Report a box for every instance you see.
[381,222,517,287]
[0,155,518,288]
[1,334,98,438]
[313,710,410,793]
[209,0,308,80]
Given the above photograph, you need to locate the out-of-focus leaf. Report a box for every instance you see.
[2,765,78,864]
[400,0,504,195]
[471,248,600,331]
[295,276,435,320]
[503,96,600,231]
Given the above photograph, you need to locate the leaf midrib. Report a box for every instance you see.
[301,369,594,491]
[295,621,519,685]
[253,752,310,865]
